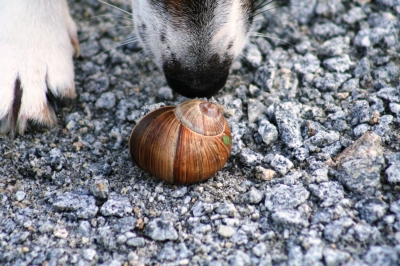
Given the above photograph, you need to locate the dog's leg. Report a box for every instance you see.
[0,0,79,136]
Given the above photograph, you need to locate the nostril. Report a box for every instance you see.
[164,70,229,98]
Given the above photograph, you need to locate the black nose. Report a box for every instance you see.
[164,71,229,98]
[163,55,232,98]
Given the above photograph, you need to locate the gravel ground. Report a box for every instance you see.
[1,0,400,265]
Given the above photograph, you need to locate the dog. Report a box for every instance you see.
[0,0,256,136]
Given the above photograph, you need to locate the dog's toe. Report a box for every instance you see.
[0,0,78,136]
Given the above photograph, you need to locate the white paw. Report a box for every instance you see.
[0,0,79,136]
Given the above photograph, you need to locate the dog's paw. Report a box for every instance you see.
[0,0,79,136]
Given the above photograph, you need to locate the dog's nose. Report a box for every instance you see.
[163,64,229,98]
[164,71,229,98]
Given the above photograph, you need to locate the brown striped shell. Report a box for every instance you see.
[129,99,232,184]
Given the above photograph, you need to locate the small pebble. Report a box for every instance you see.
[15,191,26,201]
[218,225,236,238]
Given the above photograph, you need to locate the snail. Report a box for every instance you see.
[129,99,232,184]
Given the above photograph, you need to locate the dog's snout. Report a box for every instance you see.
[164,70,229,98]
[163,59,230,98]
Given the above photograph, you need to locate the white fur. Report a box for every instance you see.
[132,0,251,70]
[0,0,78,134]
[212,0,249,57]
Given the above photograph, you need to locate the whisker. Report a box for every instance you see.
[255,0,276,11]
[149,63,158,72]
[250,39,262,52]
[250,33,294,46]
[98,0,132,15]
[89,38,138,62]
[79,14,132,23]
[99,25,135,35]
[252,5,304,18]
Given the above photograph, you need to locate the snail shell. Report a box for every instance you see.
[129,99,232,184]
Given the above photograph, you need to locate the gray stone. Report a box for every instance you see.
[229,122,246,156]
[145,219,178,241]
[322,141,343,157]
[354,57,371,80]
[323,55,355,73]
[340,78,359,92]
[95,92,116,110]
[288,245,304,266]
[314,73,352,91]
[364,246,398,266]
[126,237,145,247]
[252,242,267,257]
[38,221,55,233]
[315,0,343,16]
[336,131,385,194]
[309,181,344,207]
[15,191,26,202]
[353,123,371,137]
[318,37,349,57]
[271,209,309,227]
[215,202,237,217]
[290,0,316,24]
[78,221,91,237]
[217,225,236,238]
[139,102,166,118]
[294,53,320,75]
[83,249,97,261]
[283,171,303,185]
[389,103,400,116]
[191,201,214,217]
[157,242,177,261]
[323,248,350,266]
[272,68,299,99]
[373,63,400,85]
[258,119,278,145]
[240,148,263,167]
[355,198,388,224]
[100,195,132,217]
[342,7,367,24]
[312,208,334,224]
[170,187,188,198]
[84,73,109,93]
[353,222,375,242]
[10,232,30,244]
[157,86,173,100]
[265,184,310,211]
[372,115,393,136]
[354,28,386,48]
[242,187,263,204]
[90,177,109,199]
[311,168,329,183]
[48,148,66,171]
[304,131,340,148]
[244,43,262,67]
[253,62,276,91]
[274,102,303,148]
[228,250,251,266]
[324,218,354,242]
[247,99,266,123]
[53,192,98,219]
[270,154,294,176]
[80,40,100,58]
[293,147,309,162]
[312,22,345,40]
[253,166,277,181]
[111,217,137,233]
[390,199,400,215]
